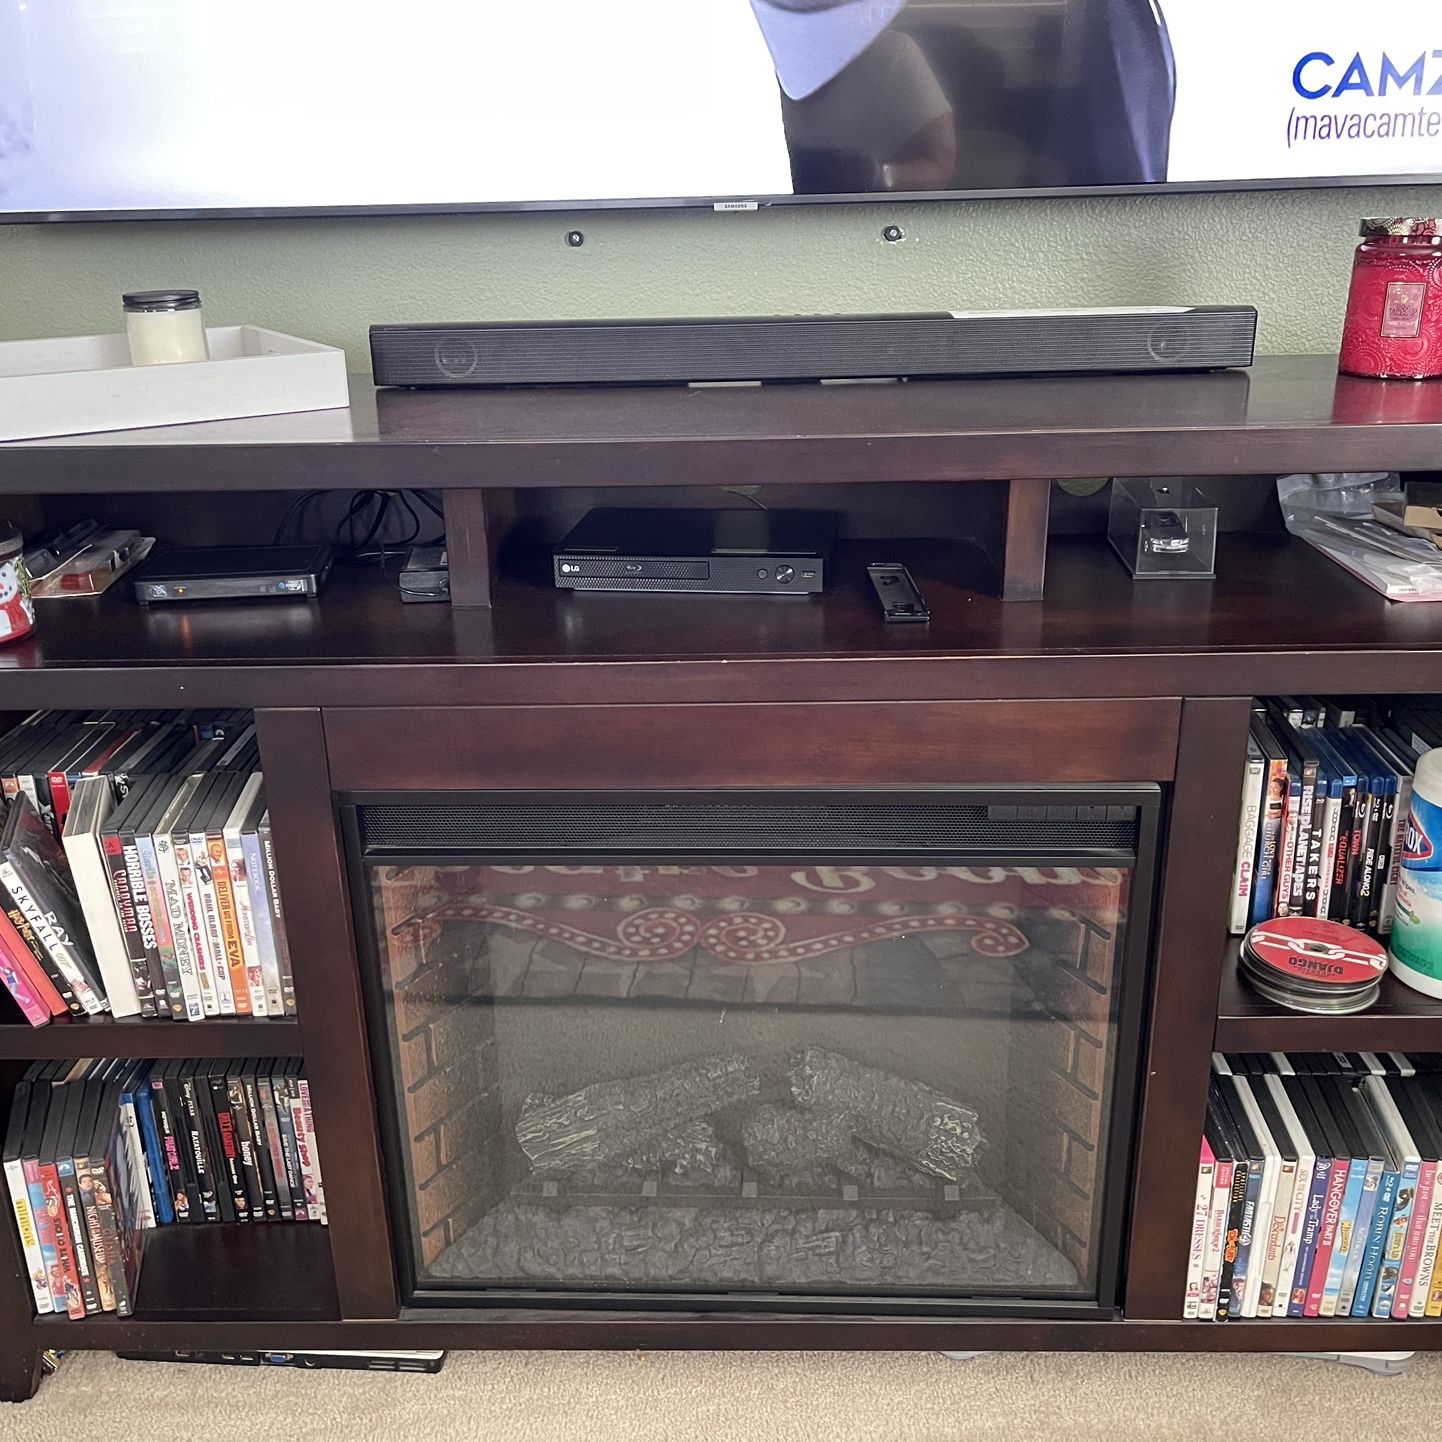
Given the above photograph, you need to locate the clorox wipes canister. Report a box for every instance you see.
[1390,747,1442,998]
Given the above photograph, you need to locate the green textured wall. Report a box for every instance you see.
[0,185,1436,370]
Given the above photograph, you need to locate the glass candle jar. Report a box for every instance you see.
[1339,218,1442,380]
[123,288,209,366]
[0,524,35,645]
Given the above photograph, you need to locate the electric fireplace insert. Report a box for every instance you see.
[346,788,1159,1316]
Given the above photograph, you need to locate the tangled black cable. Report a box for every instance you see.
[274,489,444,570]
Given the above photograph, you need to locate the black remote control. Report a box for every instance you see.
[866,563,930,623]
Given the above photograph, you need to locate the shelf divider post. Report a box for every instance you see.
[1122,695,1252,1318]
[255,708,399,1319]
[443,488,516,609]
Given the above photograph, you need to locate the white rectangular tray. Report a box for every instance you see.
[0,325,350,441]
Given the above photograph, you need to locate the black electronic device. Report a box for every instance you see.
[399,544,450,604]
[131,545,334,605]
[118,1350,446,1373]
[553,508,837,596]
[867,563,930,623]
[370,306,1258,389]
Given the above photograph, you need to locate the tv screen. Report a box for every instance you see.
[0,1,1437,219]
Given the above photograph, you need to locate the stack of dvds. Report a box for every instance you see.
[1237,917,1387,1015]
[0,709,295,1026]
[1227,696,1431,940]
[2,1057,327,1321]
[1186,1052,1442,1321]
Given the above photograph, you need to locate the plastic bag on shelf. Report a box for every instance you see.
[1276,472,1442,602]
[1278,471,1398,519]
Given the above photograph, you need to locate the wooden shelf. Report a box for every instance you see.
[3,357,1440,493]
[0,1018,302,1060]
[9,532,1442,709]
[128,1223,338,1321]
[1215,944,1442,1052]
[31,1224,338,1334]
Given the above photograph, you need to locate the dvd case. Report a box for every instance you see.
[0,710,293,1028]
[1189,1055,1442,1323]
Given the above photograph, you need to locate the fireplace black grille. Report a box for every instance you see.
[356,794,1144,857]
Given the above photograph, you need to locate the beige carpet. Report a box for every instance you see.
[3,1349,1439,1442]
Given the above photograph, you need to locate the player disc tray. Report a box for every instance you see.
[1239,916,1386,1014]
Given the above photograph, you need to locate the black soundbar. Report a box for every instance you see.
[370,306,1257,388]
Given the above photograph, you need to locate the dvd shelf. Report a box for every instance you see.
[1190,694,1442,1325]
[1226,696,1434,947]
[1218,695,1442,1046]
[1215,952,1442,1053]
[0,710,296,1029]
[4,1057,325,1323]
[1190,1053,1442,1324]
[0,1019,304,1063]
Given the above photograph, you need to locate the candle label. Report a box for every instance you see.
[1381,281,1426,339]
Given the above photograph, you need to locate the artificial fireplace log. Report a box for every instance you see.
[787,1048,984,1181]
[521,1102,731,1182]
[740,1105,867,1183]
[623,1120,731,1182]
[516,1054,760,1173]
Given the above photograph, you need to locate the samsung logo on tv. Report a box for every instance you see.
[1293,51,1442,100]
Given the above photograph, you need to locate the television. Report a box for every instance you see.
[0,1,1438,221]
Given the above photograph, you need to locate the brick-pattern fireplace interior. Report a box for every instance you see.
[369,855,1127,1300]
[380,865,499,1272]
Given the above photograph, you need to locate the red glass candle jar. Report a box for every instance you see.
[1339,218,1442,380]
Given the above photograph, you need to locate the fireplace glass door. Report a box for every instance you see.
[349,789,1158,1313]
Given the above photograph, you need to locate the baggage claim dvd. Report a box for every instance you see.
[1240,917,1387,1014]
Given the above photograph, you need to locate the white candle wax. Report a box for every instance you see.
[126,305,209,366]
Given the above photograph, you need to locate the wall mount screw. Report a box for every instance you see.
[882,225,905,243]
[566,230,585,247]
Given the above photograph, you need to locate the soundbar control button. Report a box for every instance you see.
[775,565,795,584]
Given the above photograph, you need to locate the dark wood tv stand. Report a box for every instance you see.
[4,356,1442,1401]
